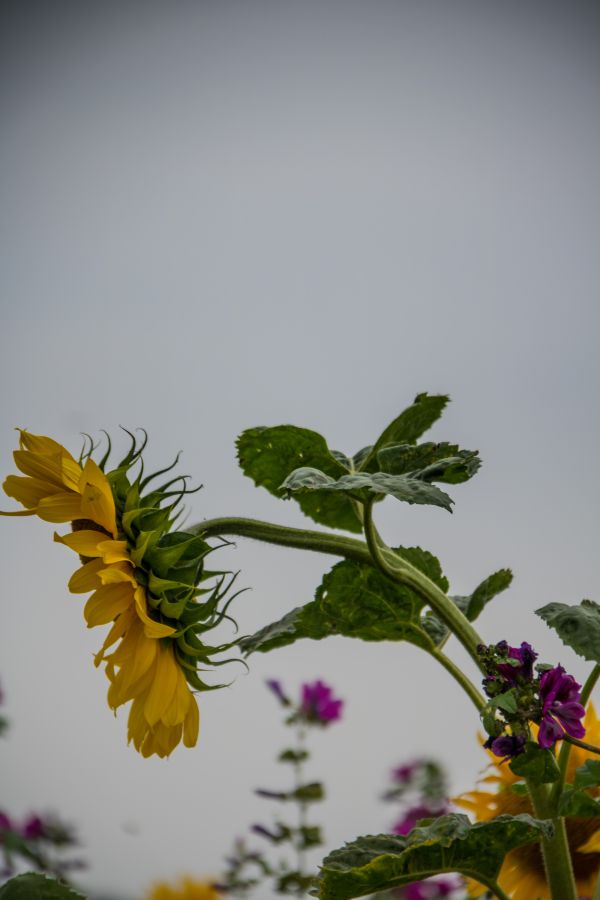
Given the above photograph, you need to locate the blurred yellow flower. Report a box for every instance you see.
[1,430,235,757]
[147,876,221,900]
[454,706,600,900]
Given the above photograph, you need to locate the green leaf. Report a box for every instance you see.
[0,875,85,900]
[281,469,454,512]
[574,760,600,790]
[492,689,518,714]
[376,442,480,484]
[360,393,450,472]
[536,599,600,662]
[236,425,361,532]
[509,742,560,785]
[423,569,512,647]
[315,814,553,899]
[279,748,310,764]
[558,786,600,817]
[239,548,447,655]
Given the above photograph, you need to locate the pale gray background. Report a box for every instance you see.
[1,2,599,897]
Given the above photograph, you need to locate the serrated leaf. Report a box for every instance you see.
[509,742,560,785]
[239,549,447,655]
[376,442,480,484]
[360,393,450,472]
[236,424,360,532]
[281,469,454,512]
[0,874,86,900]
[536,599,600,662]
[316,814,553,900]
[423,569,512,647]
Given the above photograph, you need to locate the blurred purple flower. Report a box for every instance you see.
[22,815,45,840]
[0,812,14,836]
[300,680,343,724]
[392,762,418,783]
[402,876,457,899]
[265,679,291,706]
[392,804,447,836]
[538,665,586,749]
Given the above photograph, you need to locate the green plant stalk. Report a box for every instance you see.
[526,780,578,900]
[293,724,308,887]
[194,516,486,672]
[362,501,484,667]
[429,646,485,712]
[552,663,600,804]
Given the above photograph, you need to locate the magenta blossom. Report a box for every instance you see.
[265,679,291,706]
[300,680,343,724]
[538,665,586,749]
[484,733,526,761]
[392,761,419,783]
[496,641,538,683]
[402,878,457,899]
[392,803,447,836]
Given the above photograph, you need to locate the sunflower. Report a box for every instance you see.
[454,706,600,900]
[1,430,238,758]
[146,876,221,900]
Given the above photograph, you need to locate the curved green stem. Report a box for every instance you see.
[362,500,484,668]
[526,780,577,900]
[563,734,600,756]
[552,662,600,804]
[429,647,485,712]
[191,516,372,564]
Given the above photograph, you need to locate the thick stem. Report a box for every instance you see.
[552,663,600,804]
[191,516,372,564]
[362,501,484,668]
[429,647,485,712]
[527,780,578,900]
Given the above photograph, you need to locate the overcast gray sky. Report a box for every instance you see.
[1,2,599,897]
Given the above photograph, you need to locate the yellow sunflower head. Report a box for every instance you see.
[146,876,221,900]
[454,705,600,900]
[2,429,241,758]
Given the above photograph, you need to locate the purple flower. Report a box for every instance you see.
[392,804,447,836]
[496,641,538,683]
[484,733,526,761]
[22,815,45,840]
[538,665,586,749]
[396,876,458,899]
[0,812,14,835]
[392,762,419,783]
[265,679,291,706]
[300,680,343,724]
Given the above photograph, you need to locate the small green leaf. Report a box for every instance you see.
[509,742,560,785]
[279,748,310,764]
[236,425,361,532]
[376,442,480,484]
[0,875,85,900]
[293,782,325,803]
[360,393,450,472]
[281,469,454,512]
[316,814,553,899]
[239,548,447,655]
[558,786,600,817]
[536,599,600,662]
[299,825,323,848]
[574,760,600,790]
[493,689,518,714]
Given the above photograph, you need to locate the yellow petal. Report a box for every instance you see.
[94,607,136,666]
[144,644,179,726]
[133,585,176,638]
[183,695,200,748]
[68,558,106,593]
[18,430,67,455]
[79,459,117,536]
[579,830,600,854]
[97,540,130,564]
[127,695,150,749]
[84,583,133,627]
[36,492,83,522]
[13,448,81,492]
[54,529,107,557]
[162,666,192,727]
[97,563,135,585]
[3,475,57,509]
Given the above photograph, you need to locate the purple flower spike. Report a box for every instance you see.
[538,665,586,749]
[392,761,418,783]
[22,815,45,840]
[496,642,538,683]
[300,680,343,724]
[392,803,447,836]
[403,877,458,899]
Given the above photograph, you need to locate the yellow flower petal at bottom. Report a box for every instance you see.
[68,558,106,593]
[84,583,134,627]
[147,876,221,900]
